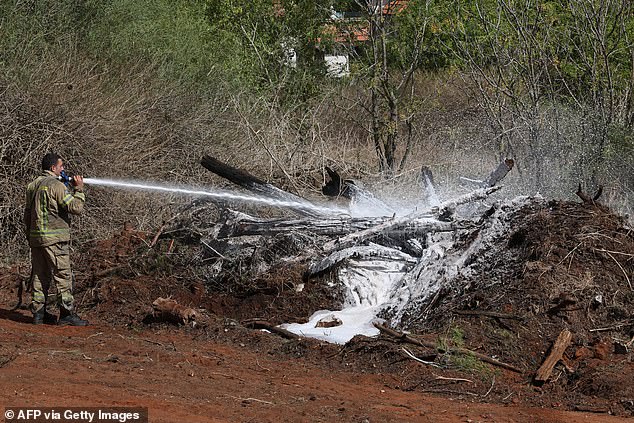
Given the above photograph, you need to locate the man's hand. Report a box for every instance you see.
[73,175,84,191]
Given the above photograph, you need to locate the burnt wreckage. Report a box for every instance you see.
[173,156,520,341]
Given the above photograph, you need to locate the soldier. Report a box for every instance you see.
[24,153,88,326]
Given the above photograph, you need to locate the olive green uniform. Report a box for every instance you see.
[24,171,85,313]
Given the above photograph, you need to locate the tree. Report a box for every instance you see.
[345,0,451,175]
[204,0,335,101]
[450,0,634,191]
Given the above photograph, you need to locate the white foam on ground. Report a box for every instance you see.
[281,256,413,344]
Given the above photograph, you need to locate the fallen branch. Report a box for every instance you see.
[460,159,514,188]
[140,338,168,348]
[419,388,479,397]
[401,347,441,368]
[228,395,274,405]
[604,251,633,291]
[308,244,417,277]
[219,211,464,239]
[483,376,495,397]
[432,374,473,383]
[200,240,228,260]
[576,183,603,205]
[243,320,302,340]
[150,222,167,248]
[374,323,522,373]
[325,186,502,252]
[201,155,320,217]
[484,159,514,187]
[534,329,573,384]
[594,248,634,258]
[589,321,633,332]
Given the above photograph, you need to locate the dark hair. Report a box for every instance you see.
[41,153,61,171]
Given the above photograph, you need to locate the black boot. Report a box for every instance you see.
[43,311,58,325]
[57,308,88,326]
[33,309,45,325]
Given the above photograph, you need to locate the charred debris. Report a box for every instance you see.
[153,156,634,393]
[166,155,519,317]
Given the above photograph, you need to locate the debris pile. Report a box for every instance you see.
[155,157,634,415]
[161,157,518,343]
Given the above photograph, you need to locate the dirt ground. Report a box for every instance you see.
[0,306,628,423]
[1,199,633,422]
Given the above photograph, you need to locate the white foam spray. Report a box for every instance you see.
[83,177,348,216]
[281,245,417,343]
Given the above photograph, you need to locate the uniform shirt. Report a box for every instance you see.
[24,170,85,247]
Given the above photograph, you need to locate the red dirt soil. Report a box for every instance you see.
[0,307,628,423]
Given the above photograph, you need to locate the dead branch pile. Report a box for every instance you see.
[158,157,633,349]
[161,157,514,307]
[158,158,634,387]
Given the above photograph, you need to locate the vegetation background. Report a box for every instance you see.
[1,0,633,263]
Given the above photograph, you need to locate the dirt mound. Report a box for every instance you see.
[395,199,634,414]
[417,199,633,339]
[60,225,341,328]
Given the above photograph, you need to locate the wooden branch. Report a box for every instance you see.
[460,159,514,188]
[150,206,192,248]
[374,322,436,348]
[216,210,467,240]
[589,321,633,332]
[308,244,417,277]
[401,347,441,368]
[484,159,514,187]
[576,183,603,205]
[534,329,573,384]
[243,320,301,340]
[419,388,479,397]
[200,155,322,217]
[604,250,633,291]
[374,323,522,373]
[221,211,389,238]
[433,374,474,383]
[576,183,593,204]
[324,186,502,253]
[201,155,268,188]
[149,222,167,248]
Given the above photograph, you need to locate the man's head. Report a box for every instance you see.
[41,153,64,176]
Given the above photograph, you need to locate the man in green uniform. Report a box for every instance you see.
[24,153,88,326]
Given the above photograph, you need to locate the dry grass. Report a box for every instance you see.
[0,56,215,263]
